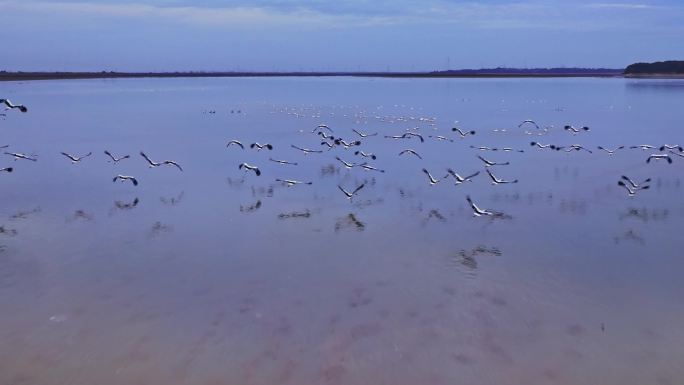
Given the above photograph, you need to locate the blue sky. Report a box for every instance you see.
[1,0,682,71]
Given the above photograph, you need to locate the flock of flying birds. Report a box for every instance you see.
[2,98,680,219]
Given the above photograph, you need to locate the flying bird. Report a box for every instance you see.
[276,178,312,186]
[334,138,361,148]
[597,146,625,155]
[0,167,13,173]
[291,144,323,154]
[4,152,37,162]
[226,140,244,149]
[659,144,683,152]
[565,144,593,153]
[452,127,476,137]
[399,149,422,159]
[354,150,377,160]
[465,195,504,217]
[630,145,655,151]
[564,125,590,134]
[104,150,130,163]
[360,164,385,173]
[403,132,424,142]
[620,175,651,189]
[238,162,261,176]
[335,156,361,169]
[250,142,273,151]
[321,141,335,149]
[338,183,365,200]
[518,120,540,130]
[430,135,454,142]
[530,142,553,149]
[477,155,509,167]
[444,169,479,184]
[646,154,673,164]
[61,151,92,163]
[113,175,138,186]
[0,99,28,113]
[486,168,518,185]
[352,129,378,138]
[617,181,649,197]
[269,158,298,166]
[140,151,183,171]
[317,131,334,140]
[312,124,333,133]
[422,168,440,185]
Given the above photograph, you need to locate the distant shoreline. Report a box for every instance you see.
[0,71,631,82]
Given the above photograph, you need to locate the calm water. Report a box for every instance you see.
[1,77,683,385]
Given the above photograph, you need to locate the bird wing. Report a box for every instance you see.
[337,185,352,197]
[140,152,156,166]
[164,161,183,171]
[61,152,77,161]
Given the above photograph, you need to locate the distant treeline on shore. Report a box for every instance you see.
[1,62,683,81]
[624,60,684,75]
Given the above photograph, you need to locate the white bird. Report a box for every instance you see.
[385,134,408,140]
[0,99,27,113]
[486,168,518,185]
[354,150,377,160]
[403,132,424,142]
[620,175,651,189]
[617,180,649,197]
[269,158,298,166]
[597,146,624,155]
[530,141,553,149]
[334,138,361,148]
[321,141,335,150]
[317,132,334,140]
[422,168,439,185]
[360,164,385,173]
[565,144,593,153]
[335,156,362,169]
[399,149,422,159]
[495,147,524,153]
[338,183,365,200]
[276,178,312,186]
[140,152,183,171]
[477,155,509,167]
[660,144,683,152]
[444,169,479,184]
[104,150,130,163]
[4,152,37,162]
[238,162,261,176]
[452,127,476,137]
[646,154,673,164]
[226,140,244,149]
[518,120,540,130]
[250,142,273,151]
[352,129,378,138]
[630,145,655,151]
[61,151,92,163]
[312,124,333,133]
[430,135,453,142]
[113,175,138,186]
[564,125,590,133]
[291,144,323,154]
[465,195,504,217]
[470,145,495,151]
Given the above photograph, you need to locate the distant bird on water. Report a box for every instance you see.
[140,151,183,171]
[61,151,92,163]
[104,150,130,163]
[113,175,138,186]
[1,99,28,113]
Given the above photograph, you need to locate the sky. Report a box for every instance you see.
[1,0,682,71]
